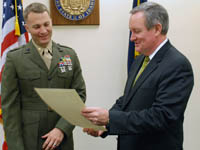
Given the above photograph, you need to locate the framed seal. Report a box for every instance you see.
[50,0,100,25]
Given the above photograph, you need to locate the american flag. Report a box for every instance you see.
[0,0,29,149]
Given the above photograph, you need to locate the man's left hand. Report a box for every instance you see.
[42,128,64,150]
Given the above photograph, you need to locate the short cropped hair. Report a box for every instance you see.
[23,2,50,22]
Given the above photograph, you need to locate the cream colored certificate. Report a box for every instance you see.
[35,88,106,131]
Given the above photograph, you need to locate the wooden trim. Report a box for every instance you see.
[50,0,100,25]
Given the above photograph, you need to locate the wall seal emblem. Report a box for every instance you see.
[55,0,95,21]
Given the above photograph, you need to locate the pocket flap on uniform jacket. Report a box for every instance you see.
[19,71,41,80]
[57,71,72,78]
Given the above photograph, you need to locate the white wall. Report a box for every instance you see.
[0,0,200,150]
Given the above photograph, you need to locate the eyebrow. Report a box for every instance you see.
[32,21,50,27]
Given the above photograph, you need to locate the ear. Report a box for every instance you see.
[24,24,30,33]
[154,23,162,36]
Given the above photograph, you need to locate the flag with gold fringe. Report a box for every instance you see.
[0,0,29,149]
[127,0,147,72]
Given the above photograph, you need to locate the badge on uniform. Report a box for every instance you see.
[58,55,73,73]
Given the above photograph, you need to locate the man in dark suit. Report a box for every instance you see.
[81,2,194,150]
[1,2,86,150]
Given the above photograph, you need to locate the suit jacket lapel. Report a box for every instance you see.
[122,40,172,109]
[25,41,48,71]
[125,56,144,96]
[122,60,158,109]
[48,42,62,75]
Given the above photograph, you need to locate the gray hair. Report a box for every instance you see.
[23,2,50,22]
[130,2,169,35]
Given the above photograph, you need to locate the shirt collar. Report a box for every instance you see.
[32,40,52,55]
[149,38,168,60]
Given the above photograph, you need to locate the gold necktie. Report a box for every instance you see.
[133,56,150,85]
[42,48,52,69]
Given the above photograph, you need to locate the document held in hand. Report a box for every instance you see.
[35,88,106,131]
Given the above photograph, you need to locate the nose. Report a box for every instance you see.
[130,32,136,42]
[40,26,47,34]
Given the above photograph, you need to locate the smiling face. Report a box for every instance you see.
[129,12,158,56]
[25,11,52,48]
